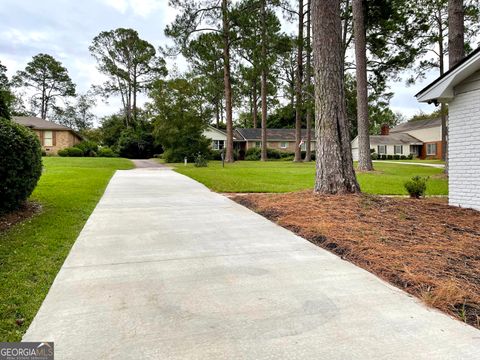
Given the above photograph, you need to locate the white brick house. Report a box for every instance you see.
[417,48,480,210]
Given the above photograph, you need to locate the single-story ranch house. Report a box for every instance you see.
[203,125,315,160]
[416,47,480,211]
[13,116,82,155]
[351,119,443,161]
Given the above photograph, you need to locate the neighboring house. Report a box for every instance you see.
[390,118,443,159]
[234,128,316,153]
[416,47,480,211]
[351,120,443,161]
[203,125,227,151]
[13,116,82,155]
[203,126,315,160]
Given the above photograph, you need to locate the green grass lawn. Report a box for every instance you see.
[172,160,447,195]
[0,157,133,341]
[377,159,445,165]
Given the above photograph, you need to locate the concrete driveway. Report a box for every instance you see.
[24,167,479,359]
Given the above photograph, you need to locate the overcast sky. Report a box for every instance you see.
[0,0,435,124]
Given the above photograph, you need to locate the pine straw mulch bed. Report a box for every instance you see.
[0,202,42,233]
[231,192,480,328]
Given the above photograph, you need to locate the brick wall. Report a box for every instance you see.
[448,85,480,210]
[35,130,81,155]
[420,141,443,160]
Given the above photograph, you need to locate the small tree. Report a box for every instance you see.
[150,76,211,163]
[13,54,76,119]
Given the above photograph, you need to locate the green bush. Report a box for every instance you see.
[393,154,400,160]
[371,152,378,160]
[210,150,223,161]
[245,147,261,160]
[387,155,393,160]
[194,153,208,167]
[118,128,160,159]
[74,141,98,157]
[0,118,42,213]
[97,147,117,158]
[407,154,414,160]
[400,155,407,160]
[404,176,428,198]
[58,147,83,157]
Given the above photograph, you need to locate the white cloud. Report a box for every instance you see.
[130,0,161,17]
[103,0,128,14]
[2,28,50,45]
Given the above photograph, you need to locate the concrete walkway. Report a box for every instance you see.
[373,160,445,168]
[24,168,478,359]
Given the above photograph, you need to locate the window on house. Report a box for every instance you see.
[255,141,261,148]
[280,142,288,149]
[377,145,387,154]
[427,143,437,155]
[43,131,53,146]
[394,145,403,154]
[212,140,224,150]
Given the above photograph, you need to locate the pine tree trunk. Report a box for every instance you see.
[252,79,258,129]
[304,0,312,162]
[352,0,373,171]
[312,0,360,194]
[448,0,465,68]
[260,0,268,161]
[222,0,234,162]
[294,0,304,162]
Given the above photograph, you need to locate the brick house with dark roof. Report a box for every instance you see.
[13,116,82,155]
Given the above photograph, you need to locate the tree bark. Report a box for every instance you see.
[294,0,304,162]
[352,0,373,171]
[304,0,312,162]
[437,8,448,167]
[253,78,258,128]
[448,0,465,68]
[222,0,234,162]
[260,0,268,161]
[312,0,360,194]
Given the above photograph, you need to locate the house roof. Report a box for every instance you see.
[234,128,314,141]
[416,47,480,103]
[13,116,76,131]
[390,118,441,133]
[369,133,423,146]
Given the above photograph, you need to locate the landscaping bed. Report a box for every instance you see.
[232,192,480,328]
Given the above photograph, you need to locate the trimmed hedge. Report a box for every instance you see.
[58,147,83,157]
[97,147,117,157]
[0,118,42,213]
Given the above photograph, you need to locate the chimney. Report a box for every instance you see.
[381,124,390,136]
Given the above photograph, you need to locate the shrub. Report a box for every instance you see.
[300,151,316,161]
[407,154,414,160]
[74,141,98,157]
[58,147,83,157]
[404,176,428,198]
[387,155,393,160]
[393,154,400,160]
[97,147,117,158]
[267,148,282,159]
[118,128,160,159]
[400,155,407,160]
[41,149,47,156]
[210,150,223,161]
[381,154,387,160]
[371,152,378,160]
[194,153,208,167]
[0,118,42,213]
[245,147,261,160]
